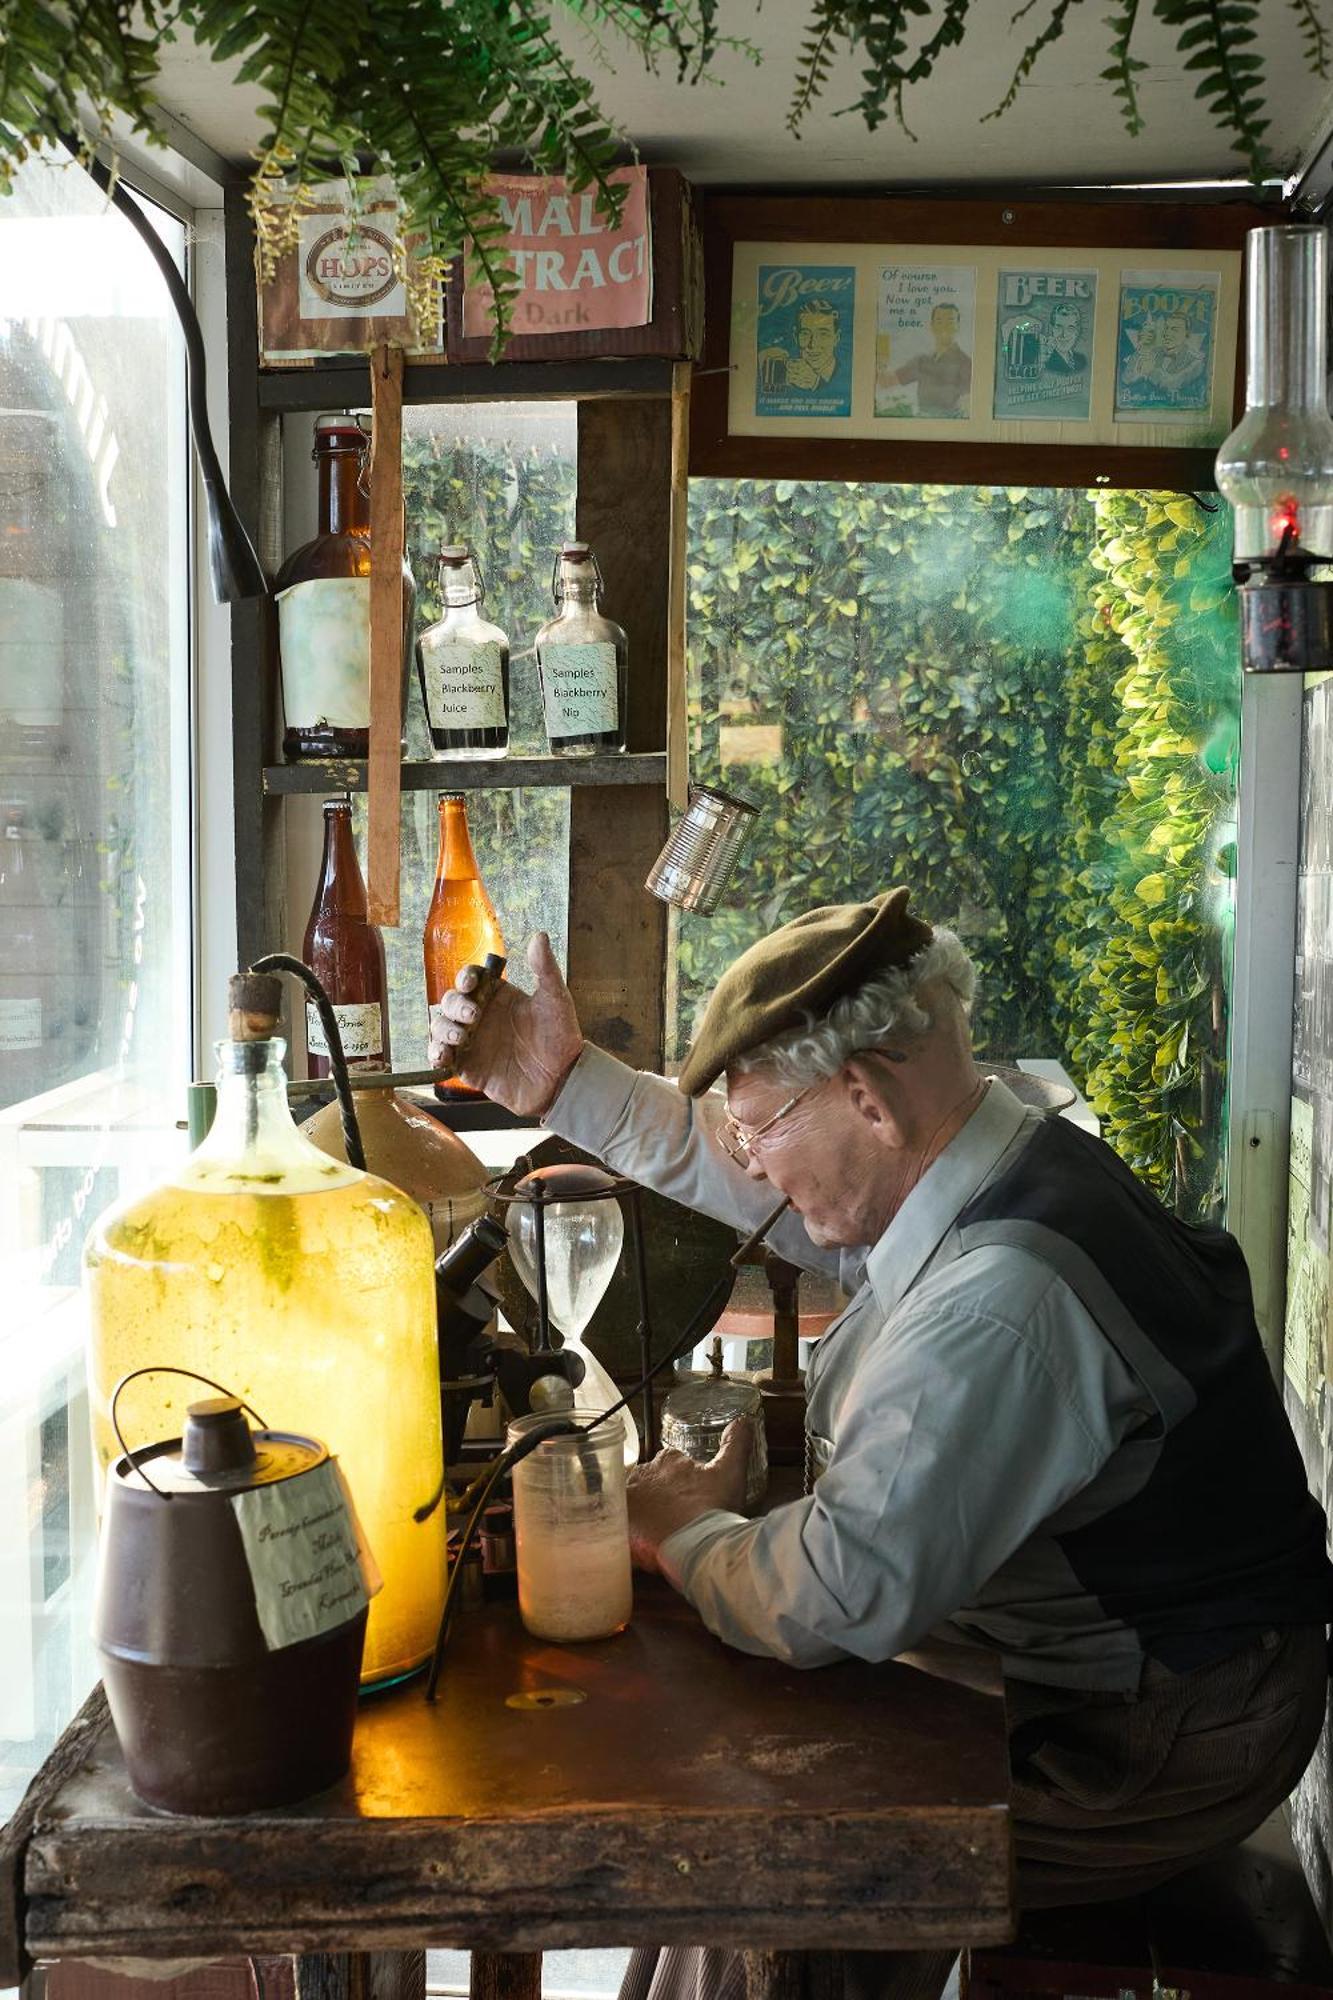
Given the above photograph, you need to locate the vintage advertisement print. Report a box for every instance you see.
[1115,269,1219,419]
[462,168,652,339]
[754,264,856,419]
[994,268,1098,421]
[875,265,976,420]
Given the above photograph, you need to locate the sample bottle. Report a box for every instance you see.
[84,971,448,1686]
[274,415,416,761]
[533,542,627,756]
[416,546,511,760]
[423,794,506,1101]
[507,1413,632,1642]
[302,796,391,1079]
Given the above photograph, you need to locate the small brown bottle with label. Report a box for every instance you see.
[302,797,391,1078]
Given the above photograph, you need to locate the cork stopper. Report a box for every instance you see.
[227,971,283,1042]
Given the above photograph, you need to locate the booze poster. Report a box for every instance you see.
[462,169,652,339]
[1115,269,1219,419]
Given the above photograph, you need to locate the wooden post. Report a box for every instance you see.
[666,362,691,814]
[469,1953,541,2000]
[569,398,672,1070]
[367,343,405,927]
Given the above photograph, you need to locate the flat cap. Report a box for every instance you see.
[677,887,933,1098]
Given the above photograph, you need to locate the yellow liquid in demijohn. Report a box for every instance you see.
[86,1155,447,1685]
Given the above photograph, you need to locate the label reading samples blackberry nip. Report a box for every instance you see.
[306,1000,384,1066]
[539,641,618,739]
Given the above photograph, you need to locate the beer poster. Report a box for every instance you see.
[874,265,976,421]
[1115,270,1219,420]
[754,265,855,419]
[993,268,1098,422]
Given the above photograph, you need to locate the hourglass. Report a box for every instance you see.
[503,1163,640,1466]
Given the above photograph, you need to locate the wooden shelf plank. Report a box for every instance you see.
[263,753,668,795]
[258,357,675,412]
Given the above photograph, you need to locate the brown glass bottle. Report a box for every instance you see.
[423,795,506,1102]
[302,798,391,1079]
[275,416,416,761]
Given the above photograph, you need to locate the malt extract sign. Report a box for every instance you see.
[462,169,652,340]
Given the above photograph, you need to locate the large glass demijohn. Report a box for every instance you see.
[84,973,447,1684]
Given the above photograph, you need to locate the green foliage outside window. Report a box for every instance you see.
[681,478,1238,1221]
[387,440,1238,1220]
[1051,492,1238,1219]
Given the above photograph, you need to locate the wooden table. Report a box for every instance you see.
[2,1582,1012,1999]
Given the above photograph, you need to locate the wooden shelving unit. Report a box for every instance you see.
[225,187,684,1077]
[263,754,668,796]
[258,356,674,411]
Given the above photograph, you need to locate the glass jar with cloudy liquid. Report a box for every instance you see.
[507,1413,632,1642]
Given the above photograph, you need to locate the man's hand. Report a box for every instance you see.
[627,1419,752,1574]
[429,931,584,1119]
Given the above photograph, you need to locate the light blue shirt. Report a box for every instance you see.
[547,1049,1150,1677]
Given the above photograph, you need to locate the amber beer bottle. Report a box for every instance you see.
[275,415,415,760]
[302,798,391,1080]
[423,794,506,1101]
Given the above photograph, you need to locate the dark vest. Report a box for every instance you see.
[958,1115,1333,1672]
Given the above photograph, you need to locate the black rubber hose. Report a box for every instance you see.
[67,138,267,603]
[250,953,366,1171]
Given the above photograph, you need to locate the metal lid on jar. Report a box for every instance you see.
[114,1397,329,1497]
[661,1372,762,1431]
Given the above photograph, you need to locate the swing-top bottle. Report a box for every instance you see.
[533,542,627,756]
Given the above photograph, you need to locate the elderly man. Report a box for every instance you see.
[434,890,1332,2000]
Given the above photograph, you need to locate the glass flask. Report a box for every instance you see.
[505,1164,639,1466]
[533,542,627,756]
[507,1412,632,1643]
[416,546,511,759]
[84,999,447,1686]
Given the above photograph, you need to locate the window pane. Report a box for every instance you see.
[679,480,1238,1223]
[0,151,192,1813]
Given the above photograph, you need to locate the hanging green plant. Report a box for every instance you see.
[0,0,1325,346]
[0,0,724,339]
[789,0,1328,179]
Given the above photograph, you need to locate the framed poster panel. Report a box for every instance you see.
[691,195,1269,489]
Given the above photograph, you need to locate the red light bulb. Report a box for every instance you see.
[1271,495,1302,547]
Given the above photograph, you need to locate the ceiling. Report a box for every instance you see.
[152,0,1333,191]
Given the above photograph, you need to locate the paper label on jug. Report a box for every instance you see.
[230,1457,379,1652]
[306,999,384,1065]
[539,641,618,738]
[420,634,505,731]
[0,998,41,1051]
[277,577,371,729]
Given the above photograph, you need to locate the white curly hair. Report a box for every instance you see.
[730,928,977,1092]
